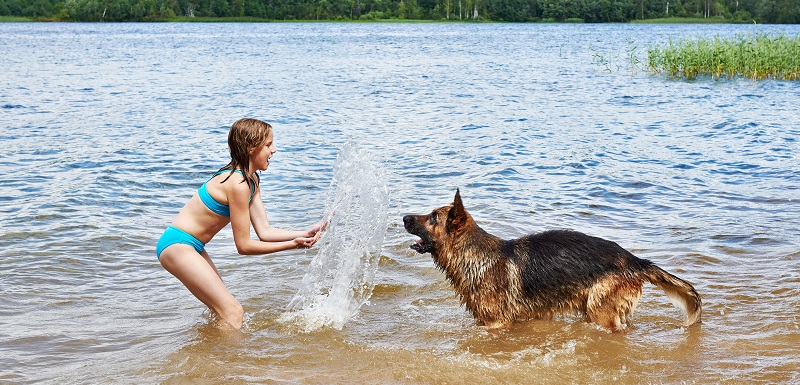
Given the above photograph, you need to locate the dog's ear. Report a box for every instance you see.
[447,189,467,232]
[453,188,463,209]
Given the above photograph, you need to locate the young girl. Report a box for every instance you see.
[156,118,326,330]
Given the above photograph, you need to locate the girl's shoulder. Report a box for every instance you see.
[209,169,243,182]
[218,169,247,183]
[217,170,258,201]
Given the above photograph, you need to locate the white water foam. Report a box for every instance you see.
[278,142,389,332]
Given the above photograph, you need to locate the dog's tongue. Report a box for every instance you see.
[410,239,424,251]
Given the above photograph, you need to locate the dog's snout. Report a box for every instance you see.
[403,215,414,228]
[403,215,423,232]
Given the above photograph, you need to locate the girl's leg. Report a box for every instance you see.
[159,244,244,329]
[199,249,223,280]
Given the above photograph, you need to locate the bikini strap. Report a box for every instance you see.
[249,172,259,201]
[210,168,242,178]
[209,169,257,201]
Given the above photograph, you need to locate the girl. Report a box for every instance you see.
[156,118,326,330]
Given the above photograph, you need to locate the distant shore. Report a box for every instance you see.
[630,16,735,24]
[0,15,755,24]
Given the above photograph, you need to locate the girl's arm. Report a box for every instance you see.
[250,186,326,243]
[229,181,313,255]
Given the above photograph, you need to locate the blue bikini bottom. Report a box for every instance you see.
[156,226,206,260]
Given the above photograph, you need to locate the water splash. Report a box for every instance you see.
[279,142,389,332]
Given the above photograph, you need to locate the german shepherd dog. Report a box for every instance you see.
[403,189,702,331]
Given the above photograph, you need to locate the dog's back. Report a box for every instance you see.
[511,230,651,311]
[513,230,700,330]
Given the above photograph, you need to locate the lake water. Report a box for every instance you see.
[1,22,799,384]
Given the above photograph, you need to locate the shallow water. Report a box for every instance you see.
[1,22,799,384]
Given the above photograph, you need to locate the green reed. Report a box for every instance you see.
[646,33,800,81]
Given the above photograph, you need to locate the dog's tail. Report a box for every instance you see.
[640,264,702,327]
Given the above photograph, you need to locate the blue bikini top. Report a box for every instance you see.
[198,169,257,218]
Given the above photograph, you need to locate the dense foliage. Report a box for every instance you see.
[1,0,798,22]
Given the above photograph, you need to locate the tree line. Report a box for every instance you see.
[1,0,798,23]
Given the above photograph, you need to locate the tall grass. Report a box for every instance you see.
[646,33,800,80]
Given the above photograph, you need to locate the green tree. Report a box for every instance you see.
[105,0,132,19]
[774,0,799,23]
[22,0,54,17]
[490,0,532,21]
[0,0,25,15]
[585,0,611,21]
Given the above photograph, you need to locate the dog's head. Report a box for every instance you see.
[403,189,470,255]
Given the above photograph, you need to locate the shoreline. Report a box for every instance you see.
[0,15,760,24]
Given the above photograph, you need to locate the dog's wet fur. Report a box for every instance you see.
[403,189,702,331]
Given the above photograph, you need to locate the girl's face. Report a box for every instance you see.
[250,133,276,172]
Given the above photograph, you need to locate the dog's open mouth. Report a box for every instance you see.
[410,237,431,254]
[403,215,434,254]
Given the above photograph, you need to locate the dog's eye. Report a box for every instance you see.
[429,214,437,225]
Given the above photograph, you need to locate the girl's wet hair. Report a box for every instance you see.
[220,118,273,190]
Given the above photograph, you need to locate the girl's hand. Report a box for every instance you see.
[317,215,331,232]
[293,236,316,249]
[295,216,330,249]
[306,217,330,238]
